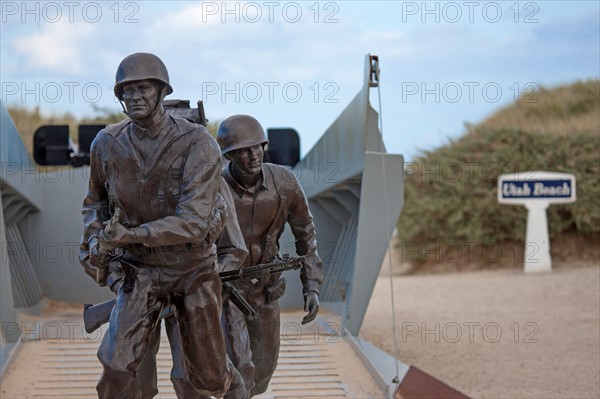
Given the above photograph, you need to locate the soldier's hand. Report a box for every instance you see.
[247,287,267,308]
[302,291,319,325]
[89,237,111,266]
[99,223,134,251]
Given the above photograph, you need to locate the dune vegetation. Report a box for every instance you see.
[398,80,600,270]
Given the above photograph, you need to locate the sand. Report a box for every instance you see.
[361,262,600,398]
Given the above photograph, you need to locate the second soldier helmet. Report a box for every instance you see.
[114,53,173,100]
[217,115,269,155]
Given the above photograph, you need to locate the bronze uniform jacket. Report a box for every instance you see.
[80,114,224,278]
[223,163,323,294]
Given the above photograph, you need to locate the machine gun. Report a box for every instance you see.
[83,255,304,334]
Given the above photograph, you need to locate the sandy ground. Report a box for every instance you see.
[2,242,598,398]
[362,254,600,398]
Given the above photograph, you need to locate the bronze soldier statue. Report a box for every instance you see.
[103,175,250,399]
[216,114,324,396]
[130,104,249,399]
[79,52,234,398]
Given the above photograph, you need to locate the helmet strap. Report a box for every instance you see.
[229,156,249,177]
[227,155,262,189]
[119,99,131,117]
[139,82,167,120]
[231,159,250,177]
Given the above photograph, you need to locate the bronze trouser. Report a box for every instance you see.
[96,257,232,399]
[167,314,248,399]
[223,284,282,397]
[137,315,249,399]
[138,325,160,399]
[223,300,256,392]
[247,299,280,396]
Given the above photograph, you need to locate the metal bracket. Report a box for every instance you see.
[369,55,380,87]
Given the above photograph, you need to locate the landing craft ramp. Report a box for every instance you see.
[1,54,413,397]
[1,308,383,398]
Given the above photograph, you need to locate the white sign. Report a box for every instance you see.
[497,171,576,273]
[498,171,576,204]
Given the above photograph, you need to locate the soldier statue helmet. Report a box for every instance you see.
[113,52,173,100]
[217,114,269,155]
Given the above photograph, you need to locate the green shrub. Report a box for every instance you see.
[398,81,600,266]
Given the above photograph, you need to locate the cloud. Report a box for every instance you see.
[13,22,95,75]
[136,2,408,91]
[2,1,597,161]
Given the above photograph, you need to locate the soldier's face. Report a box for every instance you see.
[121,80,161,120]
[228,144,264,177]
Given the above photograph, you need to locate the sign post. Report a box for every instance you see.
[498,172,576,273]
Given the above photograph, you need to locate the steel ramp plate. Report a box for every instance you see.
[1,310,383,398]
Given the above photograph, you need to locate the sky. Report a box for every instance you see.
[1,1,599,161]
